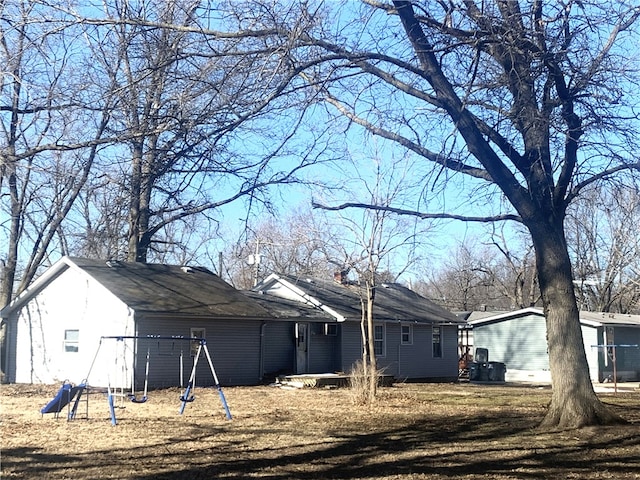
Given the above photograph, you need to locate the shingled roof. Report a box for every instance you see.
[254,273,462,324]
[2,256,272,319]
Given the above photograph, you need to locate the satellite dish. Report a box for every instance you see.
[246,254,262,266]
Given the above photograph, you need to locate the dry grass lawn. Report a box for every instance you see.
[1,382,639,479]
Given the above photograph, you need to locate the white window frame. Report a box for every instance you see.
[432,325,442,358]
[401,324,413,345]
[63,329,79,353]
[190,327,206,357]
[324,323,338,336]
[374,323,386,357]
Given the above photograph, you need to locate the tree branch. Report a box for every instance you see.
[312,200,522,224]
[321,92,492,181]
[567,162,640,204]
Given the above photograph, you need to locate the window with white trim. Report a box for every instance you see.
[374,324,385,357]
[190,327,205,356]
[63,329,79,353]
[401,324,413,345]
[432,326,442,358]
[324,323,338,336]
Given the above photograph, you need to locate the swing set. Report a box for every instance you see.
[85,335,232,425]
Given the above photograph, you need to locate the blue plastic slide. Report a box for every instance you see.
[41,381,86,418]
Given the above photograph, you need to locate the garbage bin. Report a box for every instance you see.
[469,362,480,381]
[488,362,506,382]
[470,362,490,381]
[478,362,490,381]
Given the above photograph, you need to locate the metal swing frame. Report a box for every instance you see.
[177,340,231,418]
[86,335,232,425]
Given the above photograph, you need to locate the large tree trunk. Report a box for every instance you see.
[127,142,153,263]
[530,219,624,428]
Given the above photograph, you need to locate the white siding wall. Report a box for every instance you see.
[13,267,133,387]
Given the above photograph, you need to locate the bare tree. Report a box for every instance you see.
[567,185,640,313]
[0,1,115,308]
[72,0,336,263]
[418,232,539,312]
[2,0,333,289]
[420,240,495,311]
[488,228,540,309]
[316,157,430,404]
[223,207,336,289]
[67,173,130,260]
[249,0,640,427]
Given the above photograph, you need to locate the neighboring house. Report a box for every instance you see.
[456,310,508,363]
[1,257,463,388]
[469,307,640,383]
[250,273,464,381]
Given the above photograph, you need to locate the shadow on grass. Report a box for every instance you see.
[1,447,84,477]
[4,409,639,480]
[145,415,640,479]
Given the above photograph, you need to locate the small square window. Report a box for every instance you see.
[401,324,413,345]
[64,329,79,353]
[190,328,205,356]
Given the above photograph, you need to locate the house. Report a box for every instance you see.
[456,310,508,366]
[250,273,464,382]
[1,257,463,389]
[468,307,640,383]
[0,256,278,388]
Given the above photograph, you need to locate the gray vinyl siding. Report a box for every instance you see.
[5,315,18,383]
[473,314,549,370]
[262,321,295,378]
[131,317,464,387]
[136,317,263,387]
[440,324,460,378]
[308,323,340,373]
[616,327,640,374]
[597,326,640,381]
[395,324,458,379]
[340,322,363,373]
[338,321,459,380]
[207,320,262,385]
[378,323,399,377]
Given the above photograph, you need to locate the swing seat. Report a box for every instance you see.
[180,381,196,403]
[129,395,148,404]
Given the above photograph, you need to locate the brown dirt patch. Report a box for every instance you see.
[2,382,639,479]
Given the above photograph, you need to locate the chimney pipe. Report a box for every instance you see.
[334,270,348,284]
